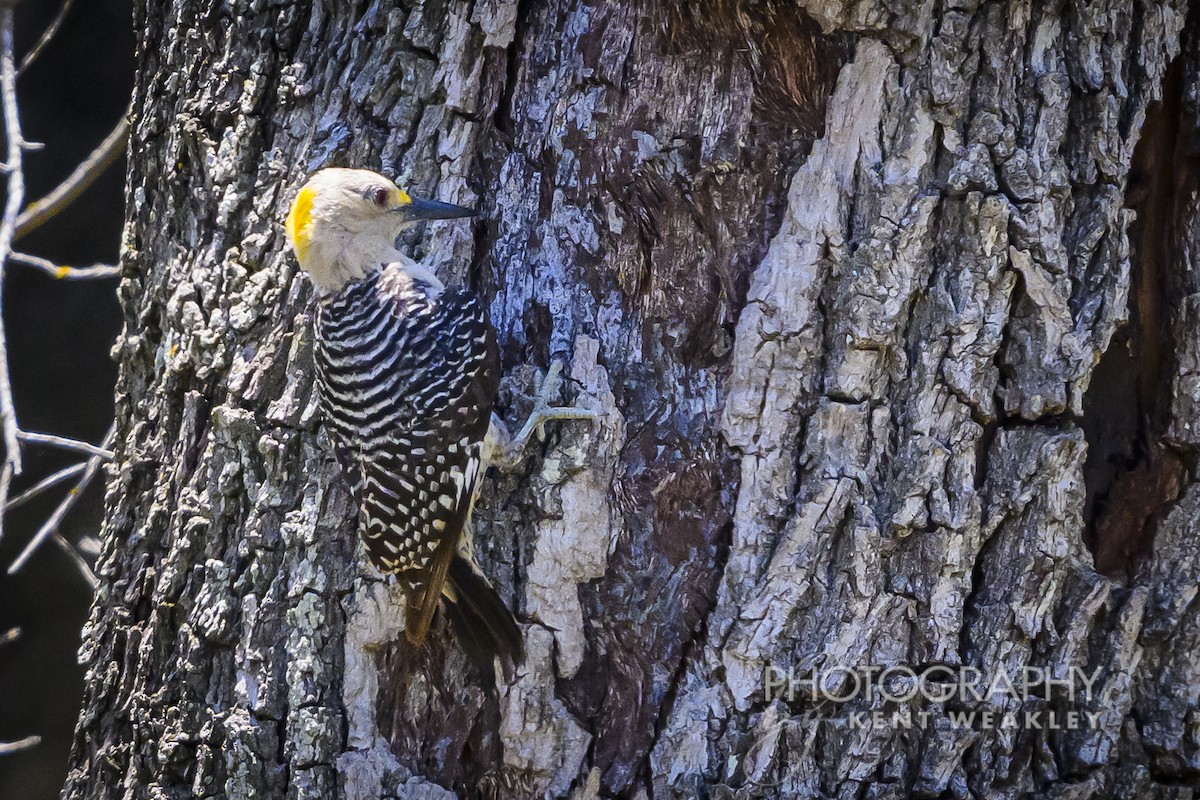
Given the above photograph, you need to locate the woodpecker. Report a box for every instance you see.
[284,167,593,674]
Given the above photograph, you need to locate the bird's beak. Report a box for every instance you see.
[399,197,477,221]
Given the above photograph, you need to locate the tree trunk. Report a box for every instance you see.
[63,0,1200,798]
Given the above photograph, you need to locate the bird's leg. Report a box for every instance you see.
[486,361,600,471]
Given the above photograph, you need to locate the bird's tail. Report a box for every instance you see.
[441,554,525,679]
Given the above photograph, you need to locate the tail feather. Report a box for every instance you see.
[444,554,525,678]
[442,595,504,682]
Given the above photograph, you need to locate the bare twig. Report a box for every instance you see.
[9,425,114,575]
[14,116,127,240]
[51,531,97,587]
[5,461,86,511]
[17,0,75,75]
[10,252,119,280]
[3,459,101,586]
[16,430,114,461]
[0,735,40,756]
[0,8,117,588]
[0,459,9,545]
[0,8,25,476]
[0,459,99,585]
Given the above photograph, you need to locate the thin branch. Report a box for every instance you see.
[8,425,114,576]
[0,462,100,586]
[14,116,127,240]
[5,461,86,511]
[0,735,40,756]
[10,252,119,280]
[0,459,9,545]
[51,531,97,588]
[17,0,75,75]
[0,4,109,590]
[0,8,24,476]
[16,430,114,461]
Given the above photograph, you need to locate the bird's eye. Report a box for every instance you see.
[370,187,390,208]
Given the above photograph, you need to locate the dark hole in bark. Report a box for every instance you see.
[1082,39,1199,577]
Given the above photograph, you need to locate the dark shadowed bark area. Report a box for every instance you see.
[62,0,1200,798]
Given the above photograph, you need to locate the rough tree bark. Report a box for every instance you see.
[62,0,1200,798]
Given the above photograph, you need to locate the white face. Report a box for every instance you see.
[284,167,474,293]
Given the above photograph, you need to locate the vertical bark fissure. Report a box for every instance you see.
[1083,15,1200,577]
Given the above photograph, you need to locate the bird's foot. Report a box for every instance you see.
[487,361,601,471]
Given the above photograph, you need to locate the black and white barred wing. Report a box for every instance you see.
[357,432,482,578]
[358,284,497,644]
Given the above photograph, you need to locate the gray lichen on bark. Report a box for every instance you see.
[63,0,1200,798]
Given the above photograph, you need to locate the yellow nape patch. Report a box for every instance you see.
[285,186,317,259]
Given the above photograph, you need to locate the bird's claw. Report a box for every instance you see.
[487,361,601,470]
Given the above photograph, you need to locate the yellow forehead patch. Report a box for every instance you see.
[393,187,411,206]
[285,186,316,258]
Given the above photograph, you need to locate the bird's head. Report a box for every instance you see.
[284,167,475,293]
